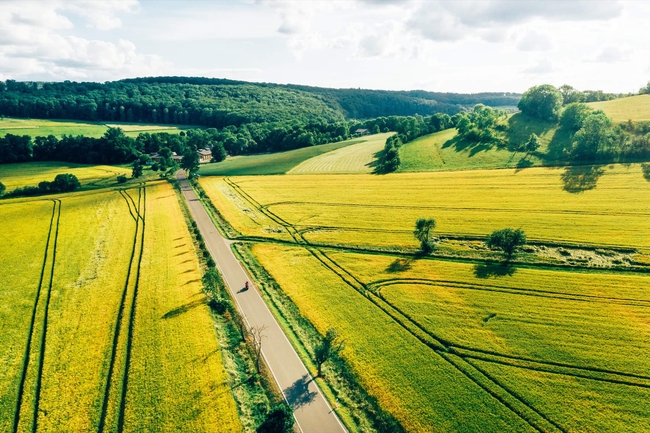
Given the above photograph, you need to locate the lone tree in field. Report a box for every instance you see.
[0,181,5,196]
[315,328,344,377]
[486,228,527,261]
[414,218,436,254]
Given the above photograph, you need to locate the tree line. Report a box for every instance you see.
[517,84,650,161]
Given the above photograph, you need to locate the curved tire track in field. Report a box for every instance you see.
[224,178,561,433]
[263,200,650,218]
[11,200,59,433]
[370,278,650,308]
[97,187,145,433]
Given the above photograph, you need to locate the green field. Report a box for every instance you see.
[199,133,387,176]
[588,94,650,122]
[288,132,393,174]
[0,182,240,432]
[0,117,192,138]
[200,161,650,432]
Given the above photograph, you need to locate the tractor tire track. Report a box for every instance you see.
[97,187,144,433]
[30,200,62,433]
[117,186,146,432]
[11,200,58,433]
[370,278,650,308]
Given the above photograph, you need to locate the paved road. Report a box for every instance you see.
[177,172,346,433]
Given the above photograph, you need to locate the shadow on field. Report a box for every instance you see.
[284,374,317,409]
[474,262,516,278]
[386,258,413,273]
[561,165,605,193]
[162,296,206,319]
[442,136,496,157]
[642,163,650,181]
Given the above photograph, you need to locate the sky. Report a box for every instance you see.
[0,0,649,93]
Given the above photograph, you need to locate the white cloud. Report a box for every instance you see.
[0,1,170,80]
[522,58,555,74]
[62,0,139,30]
[591,46,630,63]
[516,30,553,51]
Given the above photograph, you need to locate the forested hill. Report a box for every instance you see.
[0,77,520,128]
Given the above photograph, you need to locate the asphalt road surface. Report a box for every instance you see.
[177,172,346,433]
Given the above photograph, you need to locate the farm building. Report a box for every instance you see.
[353,128,370,135]
[198,148,212,163]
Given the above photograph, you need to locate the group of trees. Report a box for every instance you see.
[517,84,650,161]
[413,218,526,261]
[455,104,509,146]
[4,173,80,197]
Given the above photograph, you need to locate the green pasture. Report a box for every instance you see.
[0,117,191,138]
[588,94,650,122]
[199,134,387,176]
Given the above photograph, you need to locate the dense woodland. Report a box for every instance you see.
[0,78,644,167]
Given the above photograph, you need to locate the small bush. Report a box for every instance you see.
[117,174,127,184]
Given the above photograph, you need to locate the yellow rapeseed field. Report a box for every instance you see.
[1,181,240,432]
[251,243,535,433]
[202,164,650,250]
[0,162,130,191]
[123,182,241,432]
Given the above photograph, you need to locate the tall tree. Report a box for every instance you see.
[315,328,344,376]
[414,218,436,254]
[518,85,564,121]
[181,149,200,177]
[486,228,526,261]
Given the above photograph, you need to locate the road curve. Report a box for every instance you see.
[176,172,347,433]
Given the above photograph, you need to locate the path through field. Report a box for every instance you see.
[177,172,346,433]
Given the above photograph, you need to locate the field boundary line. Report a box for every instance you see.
[11,200,58,433]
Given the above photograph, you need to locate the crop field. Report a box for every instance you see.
[199,164,650,251]
[588,94,650,122]
[0,118,190,138]
[0,162,130,191]
[0,182,240,432]
[288,132,393,174]
[199,133,387,176]
[250,243,650,432]
[200,160,650,432]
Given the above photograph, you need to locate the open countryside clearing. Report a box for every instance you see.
[0,182,240,432]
